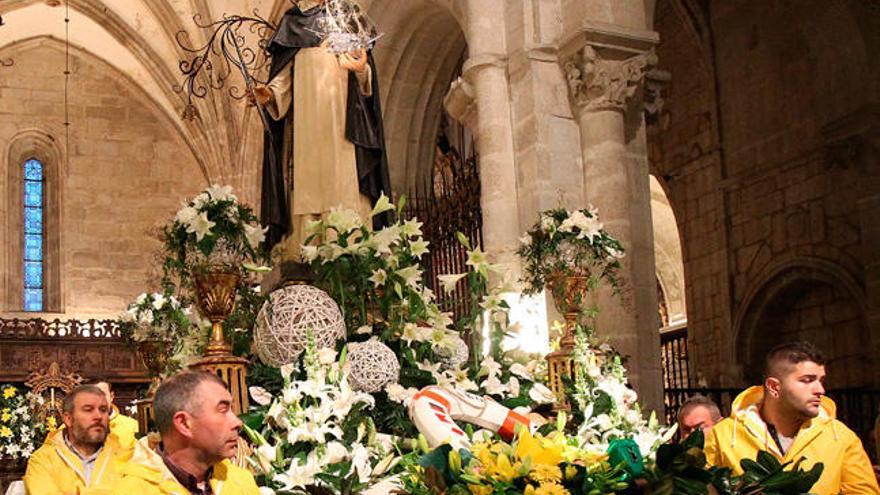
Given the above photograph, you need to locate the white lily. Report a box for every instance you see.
[369,269,387,287]
[370,193,394,217]
[206,184,237,202]
[436,273,466,294]
[175,206,198,225]
[249,386,273,406]
[400,218,423,238]
[410,239,430,259]
[528,383,556,404]
[186,211,215,241]
[244,223,268,249]
[395,265,422,290]
[300,245,319,263]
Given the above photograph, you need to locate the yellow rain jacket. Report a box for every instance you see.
[704,386,880,495]
[110,405,139,449]
[24,428,131,495]
[116,436,260,495]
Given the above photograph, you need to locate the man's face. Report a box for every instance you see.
[94,382,115,407]
[63,392,110,447]
[679,405,717,439]
[187,381,242,463]
[775,361,826,419]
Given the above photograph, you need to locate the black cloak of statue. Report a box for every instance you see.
[260,4,393,250]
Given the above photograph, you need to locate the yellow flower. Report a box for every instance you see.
[0,426,12,438]
[491,453,520,483]
[564,465,578,480]
[530,464,562,484]
[468,485,493,495]
[2,387,16,399]
[47,416,57,431]
[515,429,563,467]
[0,409,10,423]
[535,482,569,495]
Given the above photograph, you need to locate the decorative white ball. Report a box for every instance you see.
[347,339,400,393]
[437,336,470,370]
[254,284,346,367]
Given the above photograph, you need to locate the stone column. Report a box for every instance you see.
[461,0,521,272]
[561,41,664,412]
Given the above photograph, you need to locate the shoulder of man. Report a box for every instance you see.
[213,459,260,492]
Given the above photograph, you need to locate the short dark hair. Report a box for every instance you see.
[153,371,227,434]
[764,341,826,379]
[62,385,106,414]
[677,395,722,424]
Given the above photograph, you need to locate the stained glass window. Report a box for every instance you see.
[23,158,44,312]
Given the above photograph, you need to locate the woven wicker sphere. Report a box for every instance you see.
[437,336,470,370]
[347,340,400,393]
[254,285,346,367]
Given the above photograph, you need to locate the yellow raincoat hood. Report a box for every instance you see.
[704,386,879,495]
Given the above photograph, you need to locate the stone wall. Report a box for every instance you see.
[651,0,880,387]
[0,41,205,319]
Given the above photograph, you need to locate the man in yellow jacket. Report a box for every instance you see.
[93,379,139,448]
[116,370,259,494]
[705,341,879,495]
[24,384,131,495]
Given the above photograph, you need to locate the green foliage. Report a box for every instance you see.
[645,430,824,495]
[517,207,625,295]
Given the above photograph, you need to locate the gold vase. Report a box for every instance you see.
[136,337,172,392]
[192,270,241,357]
[190,269,249,415]
[545,272,593,410]
[546,272,591,349]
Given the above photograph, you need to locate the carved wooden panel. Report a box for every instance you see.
[0,318,150,410]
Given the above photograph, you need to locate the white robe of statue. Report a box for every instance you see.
[265,46,373,256]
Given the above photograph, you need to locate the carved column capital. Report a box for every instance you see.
[443,76,478,130]
[562,45,657,113]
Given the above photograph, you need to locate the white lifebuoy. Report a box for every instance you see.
[408,385,531,451]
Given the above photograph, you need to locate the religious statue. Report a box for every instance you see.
[254,0,392,257]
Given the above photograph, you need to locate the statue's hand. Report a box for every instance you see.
[339,49,368,75]
[249,85,273,106]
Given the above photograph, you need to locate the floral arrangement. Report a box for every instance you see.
[400,425,637,495]
[118,290,205,376]
[241,338,398,494]
[570,327,673,458]
[118,290,193,343]
[0,384,48,460]
[401,427,825,495]
[301,195,555,435]
[162,185,268,284]
[517,207,625,296]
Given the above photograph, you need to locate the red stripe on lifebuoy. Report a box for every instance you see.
[416,389,451,409]
[498,410,530,440]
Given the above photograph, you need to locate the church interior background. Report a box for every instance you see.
[0,0,879,483]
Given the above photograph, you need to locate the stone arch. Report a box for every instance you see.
[734,257,869,388]
[651,175,686,326]
[0,36,204,181]
[4,129,65,314]
[368,0,468,194]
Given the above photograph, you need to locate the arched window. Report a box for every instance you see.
[4,131,61,314]
[23,158,45,311]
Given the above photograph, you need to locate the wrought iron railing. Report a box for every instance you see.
[405,153,482,322]
[0,317,121,339]
[660,324,690,388]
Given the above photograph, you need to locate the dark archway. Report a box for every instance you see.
[735,259,869,389]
